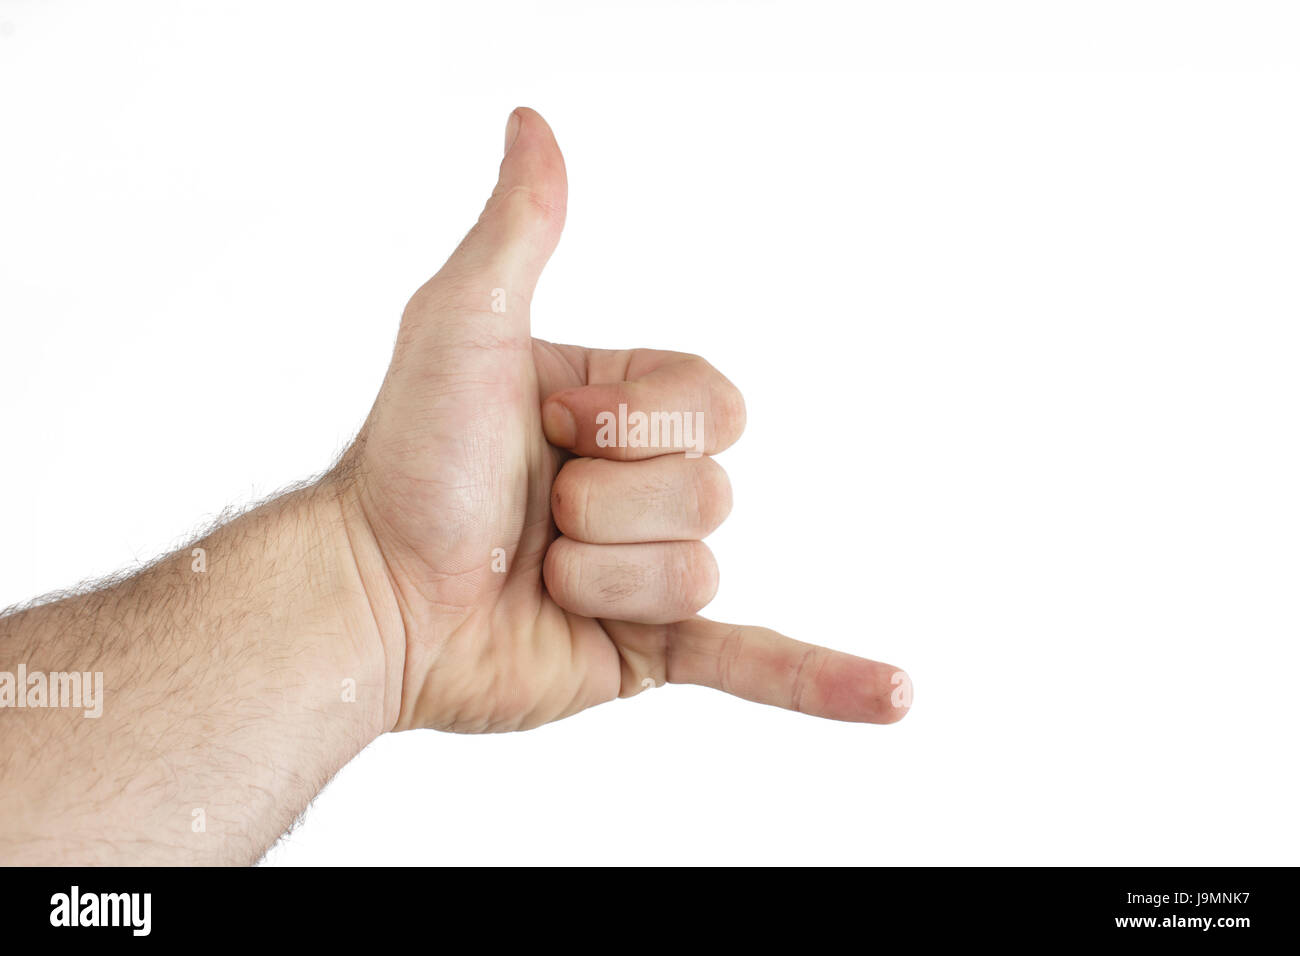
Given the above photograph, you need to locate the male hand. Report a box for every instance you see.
[0,107,908,864]
[334,108,910,734]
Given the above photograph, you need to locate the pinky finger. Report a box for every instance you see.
[664,616,911,724]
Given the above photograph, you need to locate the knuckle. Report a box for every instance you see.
[689,356,747,448]
[716,625,747,695]
[676,541,718,612]
[690,457,733,535]
[488,184,562,233]
[789,646,824,715]
[715,380,747,443]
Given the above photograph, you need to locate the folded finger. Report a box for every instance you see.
[541,354,745,460]
[543,538,718,624]
[551,454,732,544]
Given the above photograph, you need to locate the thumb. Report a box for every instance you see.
[423,107,568,321]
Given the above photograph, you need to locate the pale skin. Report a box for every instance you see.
[0,108,909,865]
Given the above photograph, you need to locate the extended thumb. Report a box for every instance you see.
[437,107,568,312]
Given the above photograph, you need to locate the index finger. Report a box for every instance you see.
[541,353,746,460]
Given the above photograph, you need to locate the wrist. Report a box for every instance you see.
[309,473,407,736]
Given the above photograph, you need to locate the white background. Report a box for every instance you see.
[1,1,1297,865]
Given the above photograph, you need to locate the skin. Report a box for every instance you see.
[0,108,909,865]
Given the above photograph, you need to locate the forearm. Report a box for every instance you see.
[0,479,400,865]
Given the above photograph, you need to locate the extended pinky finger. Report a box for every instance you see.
[664,617,911,724]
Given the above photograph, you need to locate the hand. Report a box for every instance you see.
[0,106,908,864]
[334,108,910,733]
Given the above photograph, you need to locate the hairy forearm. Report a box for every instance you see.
[0,479,399,865]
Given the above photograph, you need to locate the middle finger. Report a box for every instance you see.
[551,454,732,544]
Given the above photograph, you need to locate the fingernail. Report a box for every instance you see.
[542,399,576,449]
[504,110,521,157]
